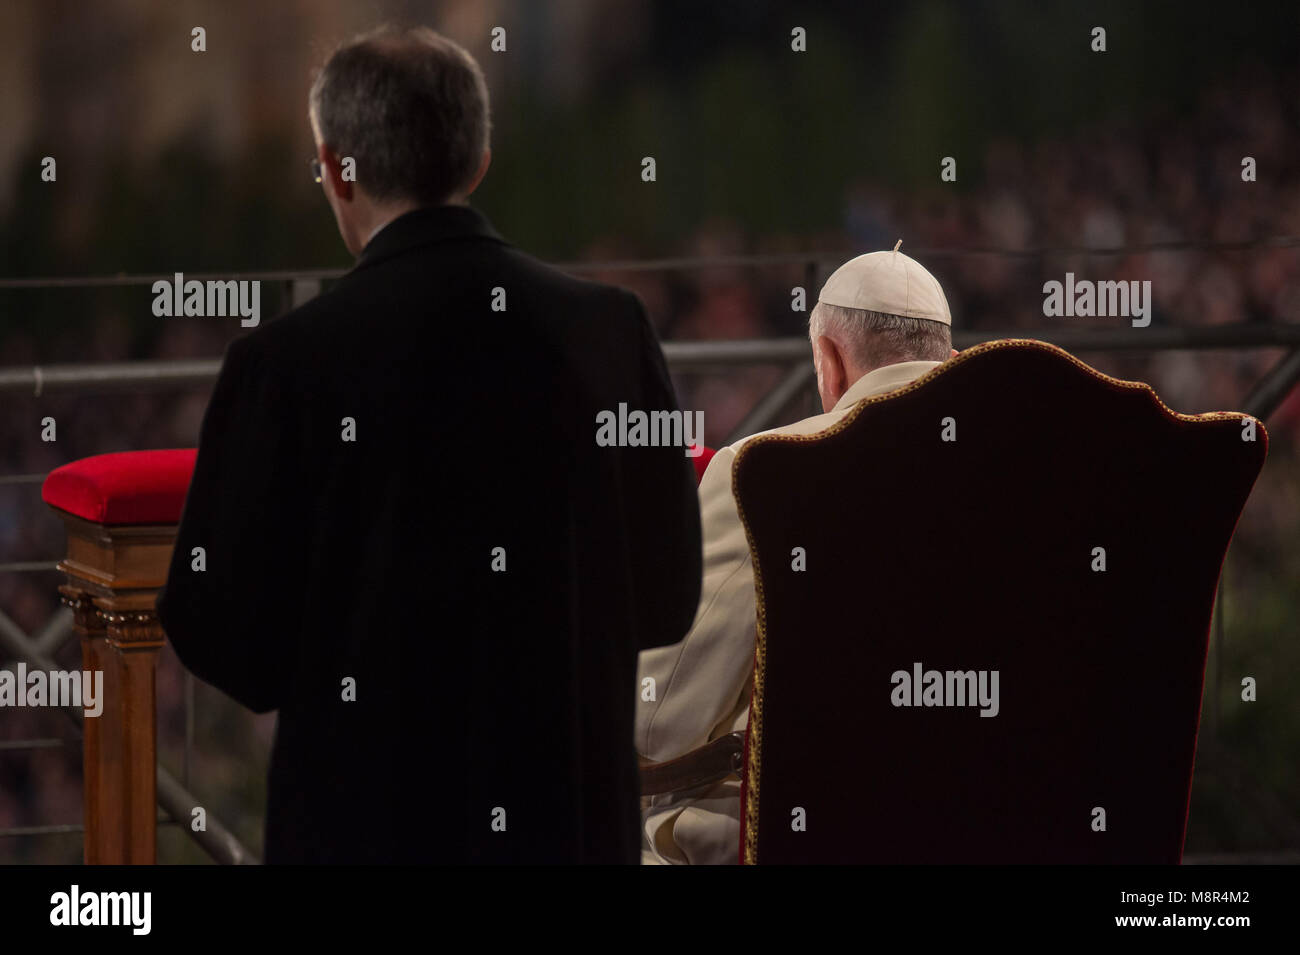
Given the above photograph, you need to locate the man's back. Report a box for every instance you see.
[158,205,702,863]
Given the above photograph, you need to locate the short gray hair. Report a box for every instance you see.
[309,26,491,206]
[809,301,952,369]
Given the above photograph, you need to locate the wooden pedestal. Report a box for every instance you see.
[50,510,175,865]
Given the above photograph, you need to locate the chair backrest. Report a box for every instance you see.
[733,340,1267,863]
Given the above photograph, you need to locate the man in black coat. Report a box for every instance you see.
[156,25,702,864]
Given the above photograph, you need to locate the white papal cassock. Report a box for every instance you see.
[636,358,943,864]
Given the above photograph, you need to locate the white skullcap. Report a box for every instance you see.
[817,241,952,326]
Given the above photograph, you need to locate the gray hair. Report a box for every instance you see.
[809,301,952,369]
[309,26,491,206]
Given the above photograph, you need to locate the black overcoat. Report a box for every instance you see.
[157,205,703,863]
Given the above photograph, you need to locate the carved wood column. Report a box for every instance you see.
[49,512,176,865]
[104,604,165,865]
[59,585,117,864]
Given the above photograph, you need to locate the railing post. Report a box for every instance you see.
[50,514,176,865]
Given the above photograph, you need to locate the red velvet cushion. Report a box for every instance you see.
[691,446,716,485]
[42,449,197,525]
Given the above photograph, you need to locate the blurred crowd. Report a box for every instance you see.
[592,73,1300,445]
[2,71,1299,860]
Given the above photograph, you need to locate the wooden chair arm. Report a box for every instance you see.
[639,732,745,796]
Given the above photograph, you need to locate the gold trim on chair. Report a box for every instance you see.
[730,337,1264,865]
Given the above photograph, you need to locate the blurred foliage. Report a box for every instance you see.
[1187,439,1300,854]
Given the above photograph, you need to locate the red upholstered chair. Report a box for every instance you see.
[731,340,1265,863]
[42,449,197,864]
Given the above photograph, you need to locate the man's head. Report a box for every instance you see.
[809,247,954,411]
[308,26,492,255]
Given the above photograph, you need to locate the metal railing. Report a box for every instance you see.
[0,604,254,863]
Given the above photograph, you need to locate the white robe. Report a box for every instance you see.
[635,360,943,864]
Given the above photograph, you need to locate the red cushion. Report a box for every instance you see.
[43,449,197,525]
[691,446,716,485]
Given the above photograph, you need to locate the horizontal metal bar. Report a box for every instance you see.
[0,824,83,837]
[0,738,75,751]
[0,818,182,839]
[665,338,811,369]
[4,324,1299,398]
[953,324,1300,352]
[679,324,1300,371]
[0,358,222,395]
[0,269,342,289]
[1,235,1297,289]
[0,474,46,485]
[0,561,60,573]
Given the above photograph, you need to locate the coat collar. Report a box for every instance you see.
[831,359,944,414]
[352,204,506,273]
